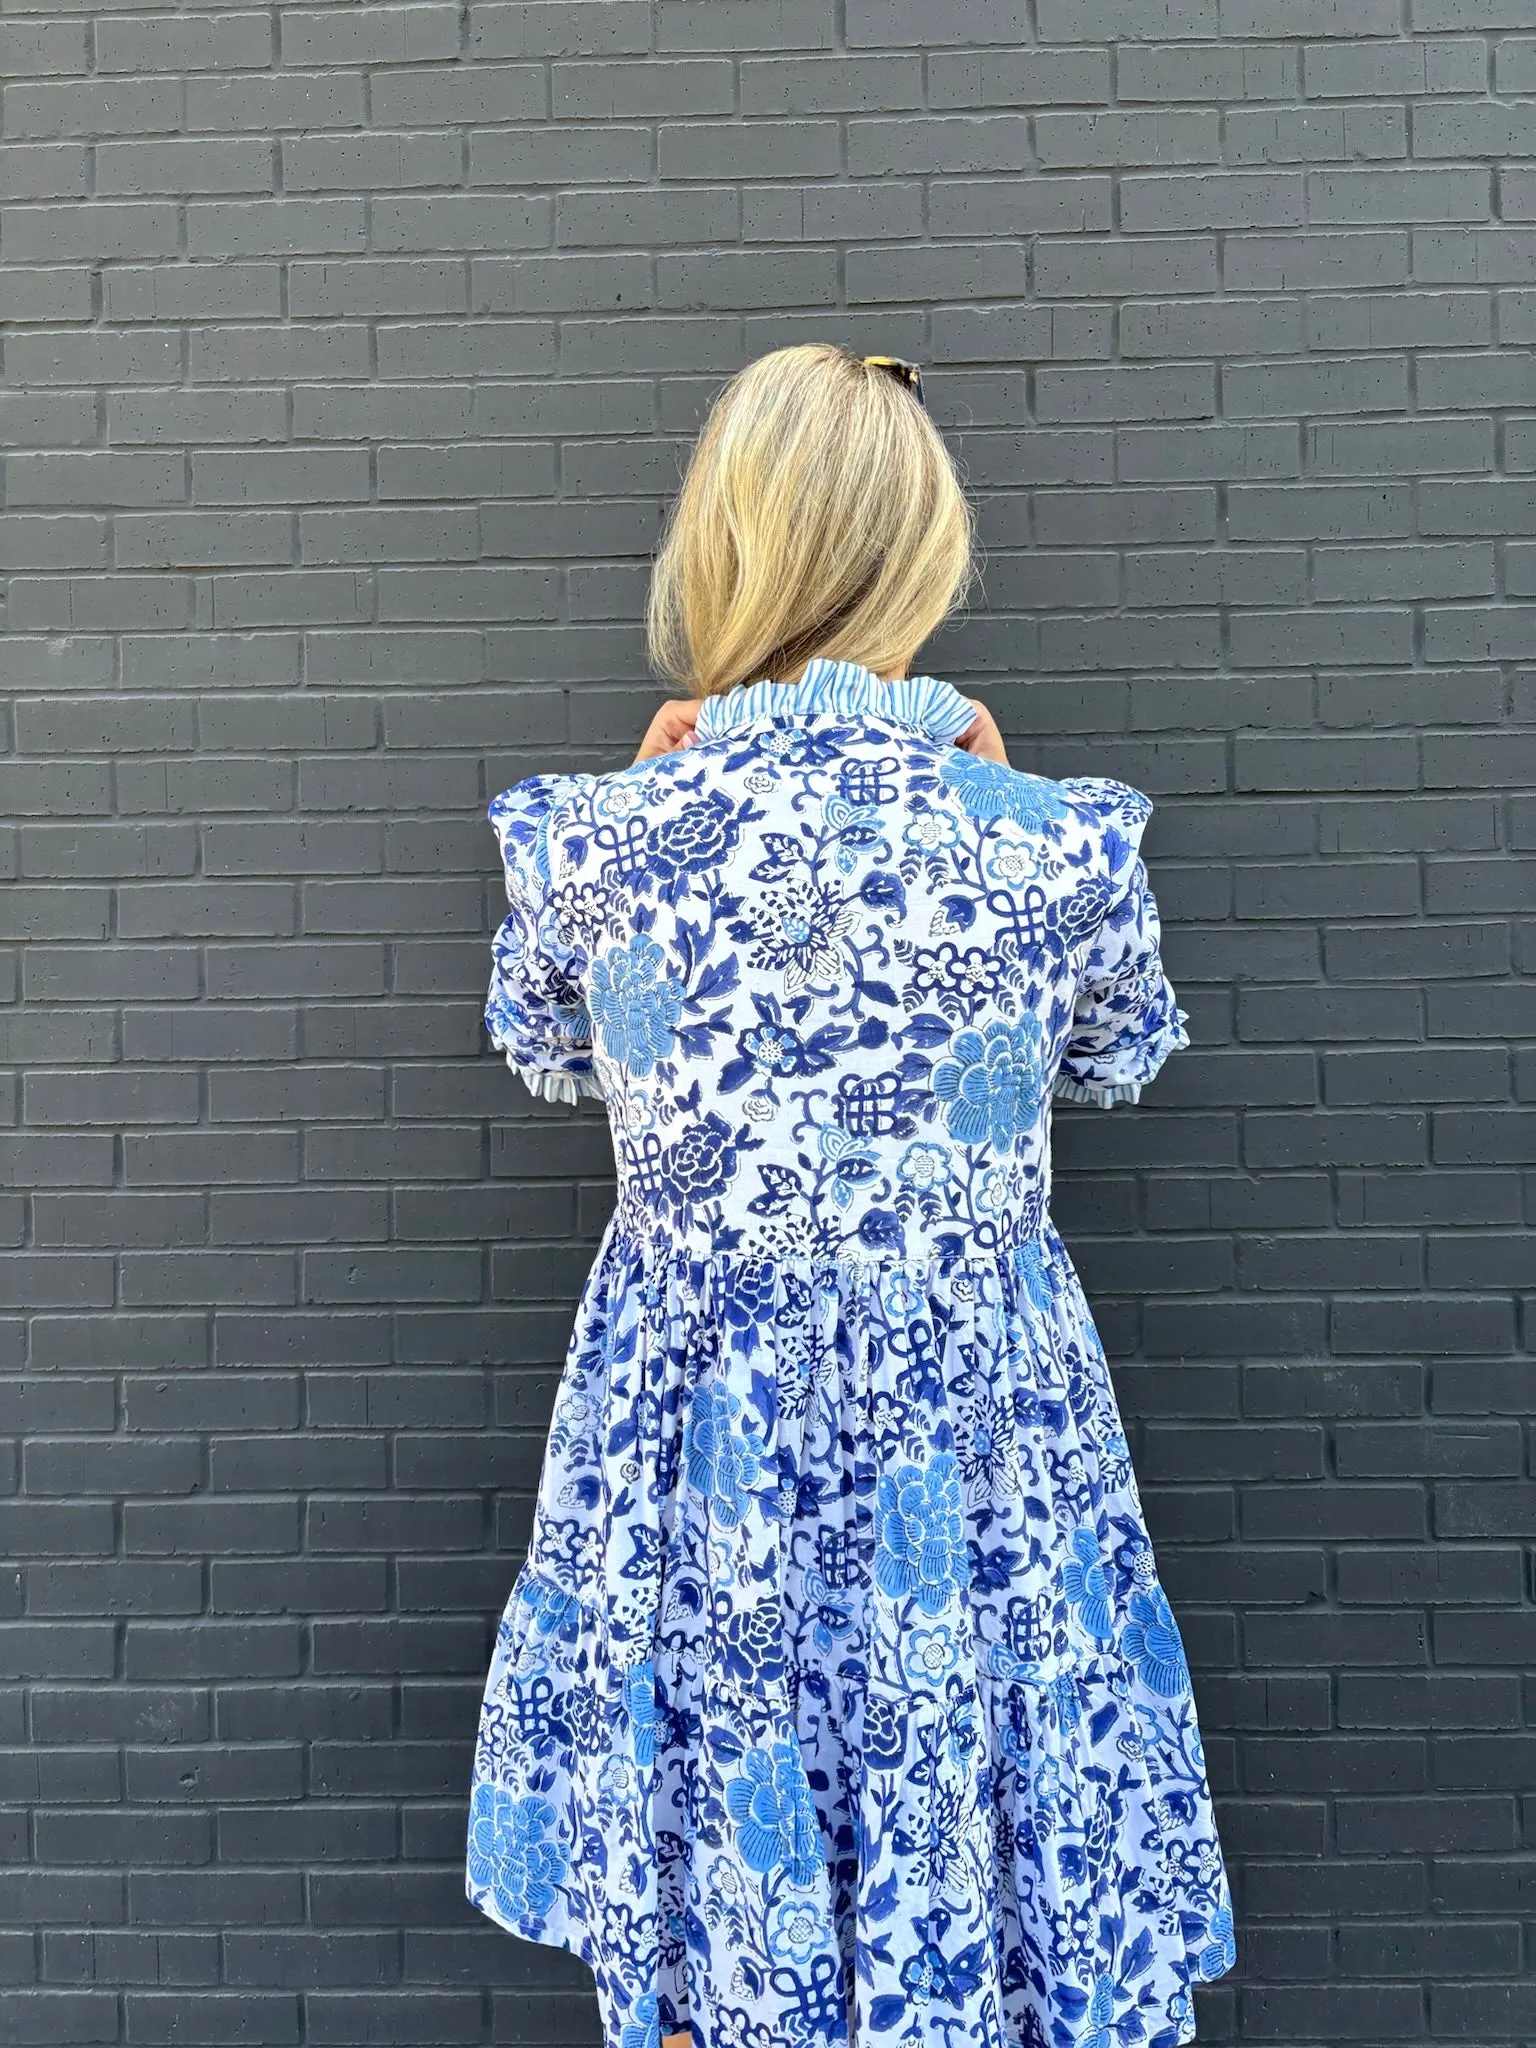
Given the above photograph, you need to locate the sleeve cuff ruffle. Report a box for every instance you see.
[508,1057,605,1105]
[1052,1009,1190,1110]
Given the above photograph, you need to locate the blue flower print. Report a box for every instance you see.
[724,1741,822,1886]
[471,665,1233,2048]
[897,1140,951,1190]
[682,1380,763,1530]
[911,941,1007,1010]
[1198,1906,1237,1982]
[941,752,1069,828]
[486,975,591,1058]
[1122,1585,1192,1698]
[903,1622,962,1687]
[1081,1970,1116,2048]
[803,1568,855,1655]
[767,1894,832,1965]
[1062,1526,1116,1643]
[621,1661,661,1767]
[931,1019,1045,1154]
[589,933,682,1077]
[861,1688,907,1770]
[741,1021,806,1078]
[663,1111,744,1211]
[716,1592,786,1694]
[619,1990,661,2048]
[747,880,856,995]
[515,1571,581,1652]
[904,805,960,853]
[597,1754,636,1806]
[467,1784,568,1924]
[648,787,747,880]
[1049,1669,1084,1736]
[874,1451,967,1616]
[1015,1239,1053,1311]
[900,1944,944,2006]
[817,1121,879,1212]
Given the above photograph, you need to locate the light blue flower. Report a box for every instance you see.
[766,1894,832,1965]
[621,1659,661,1766]
[1082,1970,1117,2048]
[1015,1239,1053,1311]
[619,1990,661,2048]
[903,1623,961,1687]
[897,1140,951,1189]
[941,752,1069,828]
[1197,1906,1237,1982]
[724,1741,822,1886]
[516,1572,581,1647]
[874,1452,967,1616]
[1062,1526,1115,1643]
[682,1380,763,1530]
[588,932,683,1077]
[1122,1585,1192,1698]
[466,1784,568,1923]
[931,1018,1044,1153]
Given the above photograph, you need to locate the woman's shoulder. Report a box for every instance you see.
[1054,772,1154,830]
[934,753,1152,844]
[488,769,588,832]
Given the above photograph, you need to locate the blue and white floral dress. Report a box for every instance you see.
[466,658,1236,2048]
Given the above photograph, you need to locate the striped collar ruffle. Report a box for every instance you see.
[693,657,975,744]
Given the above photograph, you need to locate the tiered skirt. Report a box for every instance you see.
[467,1221,1236,2048]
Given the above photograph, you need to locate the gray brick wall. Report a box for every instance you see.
[2,3,1533,2042]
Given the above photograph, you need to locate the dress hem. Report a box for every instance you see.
[467,1887,1234,2048]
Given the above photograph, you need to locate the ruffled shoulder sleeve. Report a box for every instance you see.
[485,774,602,1105]
[1051,776,1189,1109]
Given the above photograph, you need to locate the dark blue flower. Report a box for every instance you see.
[714,1591,785,1692]
[663,1111,743,1208]
[647,789,746,878]
[862,1688,907,1770]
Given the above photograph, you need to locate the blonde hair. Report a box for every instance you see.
[646,343,978,700]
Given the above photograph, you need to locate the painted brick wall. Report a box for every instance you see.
[3,2,1534,2042]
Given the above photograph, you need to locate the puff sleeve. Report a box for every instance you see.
[1052,779,1189,1109]
[485,775,602,1106]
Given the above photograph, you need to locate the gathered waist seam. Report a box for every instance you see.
[593,1216,1063,1272]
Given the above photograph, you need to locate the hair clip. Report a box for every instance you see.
[862,354,925,408]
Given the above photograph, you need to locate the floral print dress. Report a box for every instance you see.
[466,658,1236,2048]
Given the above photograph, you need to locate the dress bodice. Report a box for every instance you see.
[486,658,1187,1263]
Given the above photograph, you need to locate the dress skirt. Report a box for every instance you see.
[466,1217,1237,2048]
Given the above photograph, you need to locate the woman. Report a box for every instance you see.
[466,343,1236,2048]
